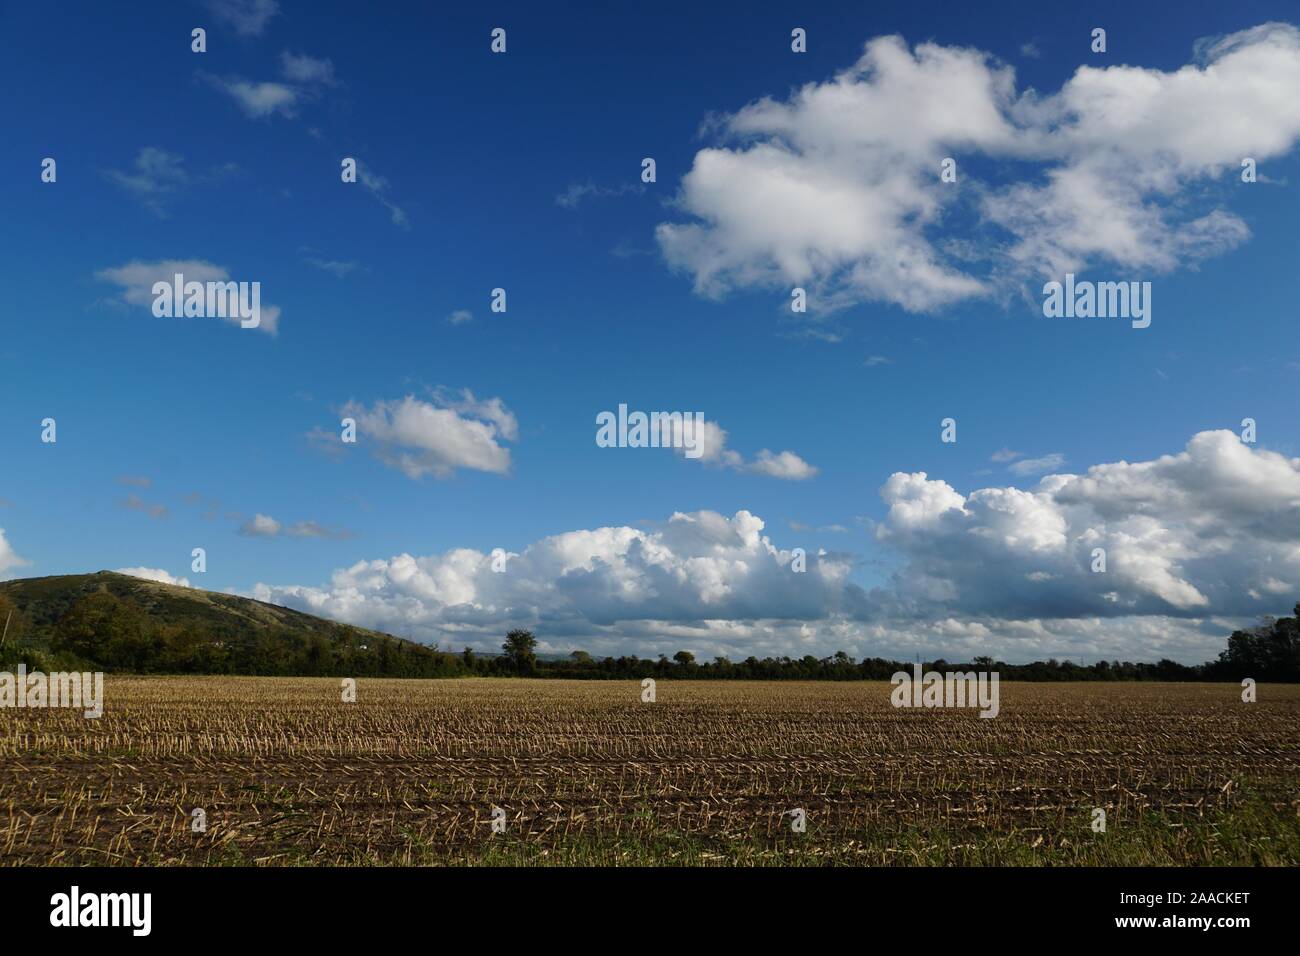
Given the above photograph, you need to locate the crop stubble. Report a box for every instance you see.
[0,678,1296,865]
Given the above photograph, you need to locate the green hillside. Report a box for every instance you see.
[0,571,460,676]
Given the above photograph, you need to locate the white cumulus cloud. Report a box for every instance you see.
[338,390,518,480]
[251,430,1300,663]
[875,430,1300,619]
[115,567,192,588]
[0,529,29,581]
[659,416,817,479]
[658,24,1300,313]
[254,509,860,652]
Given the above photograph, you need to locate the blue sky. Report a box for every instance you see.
[2,0,1300,663]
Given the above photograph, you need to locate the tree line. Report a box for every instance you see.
[489,617,1299,682]
[2,590,1297,682]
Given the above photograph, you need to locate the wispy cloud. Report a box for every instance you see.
[280,51,336,86]
[120,494,168,520]
[355,160,409,228]
[555,180,645,208]
[239,513,354,539]
[203,0,280,38]
[1008,453,1067,476]
[202,73,300,119]
[105,148,219,217]
[200,48,336,121]
[95,258,282,335]
[303,255,363,278]
[789,520,849,533]
[106,147,239,216]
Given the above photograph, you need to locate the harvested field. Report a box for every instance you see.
[1,677,1296,865]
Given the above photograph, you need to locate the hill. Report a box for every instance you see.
[0,571,460,677]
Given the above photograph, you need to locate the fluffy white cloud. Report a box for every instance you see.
[875,430,1300,619]
[95,259,281,334]
[0,529,29,581]
[240,514,282,537]
[661,416,817,480]
[339,391,517,479]
[658,24,1300,312]
[669,417,740,467]
[750,448,819,480]
[115,567,192,588]
[255,509,861,650]
[253,430,1300,663]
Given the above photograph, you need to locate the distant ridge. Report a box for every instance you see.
[0,571,459,676]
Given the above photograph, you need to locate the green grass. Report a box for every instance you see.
[302,794,1300,867]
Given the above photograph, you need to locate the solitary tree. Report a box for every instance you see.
[502,629,538,674]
